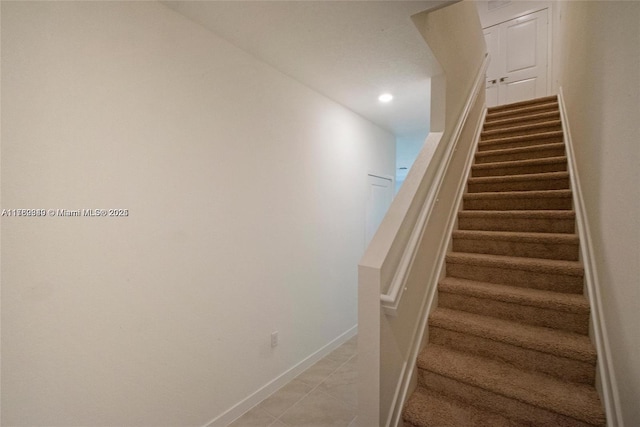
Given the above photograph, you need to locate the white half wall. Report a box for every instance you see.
[0,2,395,426]
[551,1,640,425]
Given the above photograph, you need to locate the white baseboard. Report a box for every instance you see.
[557,88,623,427]
[203,325,357,427]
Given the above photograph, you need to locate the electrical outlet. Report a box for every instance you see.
[271,331,279,348]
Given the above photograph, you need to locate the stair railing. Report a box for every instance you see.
[358,54,488,427]
[377,56,488,316]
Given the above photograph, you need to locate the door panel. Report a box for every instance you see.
[483,8,548,106]
[505,19,537,72]
[503,77,537,105]
[502,9,547,104]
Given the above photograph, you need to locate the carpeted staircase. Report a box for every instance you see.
[402,95,606,427]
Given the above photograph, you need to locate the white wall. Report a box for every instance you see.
[551,1,640,425]
[0,2,395,426]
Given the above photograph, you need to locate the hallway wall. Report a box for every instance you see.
[0,2,395,425]
[552,1,640,425]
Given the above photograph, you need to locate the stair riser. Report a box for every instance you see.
[481,124,562,140]
[445,262,584,293]
[479,134,564,152]
[472,162,567,177]
[475,146,565,164]
[484,112,561,129]
[468,177,570,193]
[430,327,595,384]
[438,291,589,334]
[463,197,573,211]
[418,370,594,427]
[452,237,579,261]
[458,215,575,234]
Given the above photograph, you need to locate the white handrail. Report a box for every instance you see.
[557,88,623,427]
[378,54,489,315]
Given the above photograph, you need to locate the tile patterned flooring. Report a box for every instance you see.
[228,335,358,427]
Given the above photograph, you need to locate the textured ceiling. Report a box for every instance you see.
[162,1,449,139]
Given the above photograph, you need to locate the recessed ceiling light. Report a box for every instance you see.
[378,93,393,103]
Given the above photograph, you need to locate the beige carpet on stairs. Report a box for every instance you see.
[402,95,606,427]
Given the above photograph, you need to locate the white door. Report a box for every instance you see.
[365,174,393,247]
[484,25,501,107]
[485,9,548,107]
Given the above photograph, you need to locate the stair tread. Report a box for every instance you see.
[475,142,564,158]
[430,307,595,362]
[468,171,569,184]
[481,120,561,137]
[464,189,572,200]
[446,252,584,276]
[479,130,563,147]
[484,110,560,128]
[417,345,605,425]
[439,277,589,314]
[458,209,575,219]
[472,155,567,170]
[457,210,576,233]
[487,95,558,113]
[486,102,559,121]
[452,229,579,244]
[403,387,526,427]
[451,229,579,260]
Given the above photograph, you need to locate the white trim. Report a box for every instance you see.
[385,360,408,427]
[557,88,623,427]
[380,54,490,315]
[203,325,357,427]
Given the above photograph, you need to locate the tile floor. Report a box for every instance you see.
[228,335,358,427]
